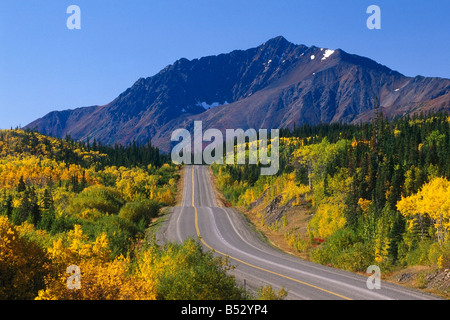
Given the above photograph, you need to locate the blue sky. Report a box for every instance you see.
[0,0,449,129]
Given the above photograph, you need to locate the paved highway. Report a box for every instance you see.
[158,165,441,300]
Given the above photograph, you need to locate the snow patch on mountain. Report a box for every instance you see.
[196,101,229,110]
[321,49,335,61]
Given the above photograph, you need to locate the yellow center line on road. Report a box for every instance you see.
[190,166,352,300]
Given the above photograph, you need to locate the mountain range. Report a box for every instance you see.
[25,36,450,152]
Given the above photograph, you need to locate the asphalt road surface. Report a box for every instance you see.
[158,165,442,300]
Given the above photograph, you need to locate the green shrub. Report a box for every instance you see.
[310,228,375,272]
[118,199,160,225]
[68,185,125,215]
[415,272,428,289]
[81,214,139,257]
[334,242,374,272]
[438,243,450,269]
[256,285,288,300]
[428,242,443,266]
[405,240,435,266]
[50,214,81,235]
[152,239,247,300]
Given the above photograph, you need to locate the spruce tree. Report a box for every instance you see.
[17,175,26,193]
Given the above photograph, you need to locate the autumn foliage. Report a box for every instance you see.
[0,129,247,300]
[212,112,450,273]
[397,177,450,245]
[0,216,50,299]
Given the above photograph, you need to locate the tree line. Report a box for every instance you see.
[212,111,450,273]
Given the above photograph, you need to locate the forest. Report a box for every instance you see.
[212,111,450,284]
[2,110,449,299]
[0,129,260,300]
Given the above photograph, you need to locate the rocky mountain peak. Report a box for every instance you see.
[25,36,450,151]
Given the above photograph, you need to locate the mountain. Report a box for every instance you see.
[25,36,450,152]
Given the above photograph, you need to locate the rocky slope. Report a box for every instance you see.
[26,36,450,152]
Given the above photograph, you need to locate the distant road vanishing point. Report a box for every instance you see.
[159,165,442,300]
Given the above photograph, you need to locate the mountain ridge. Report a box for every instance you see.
[25,36,450,152]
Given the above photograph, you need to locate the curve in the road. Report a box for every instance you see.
[191,167,353,300]
[161,165,442,300]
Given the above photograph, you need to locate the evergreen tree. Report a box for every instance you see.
[17,175,26,193]
[2,194,13,218]
[28,196,41,226]
[42,188,53,210]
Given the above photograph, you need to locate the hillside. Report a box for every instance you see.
[211,112,450,298]
[25,36,450,152]
[0,129,249,300]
